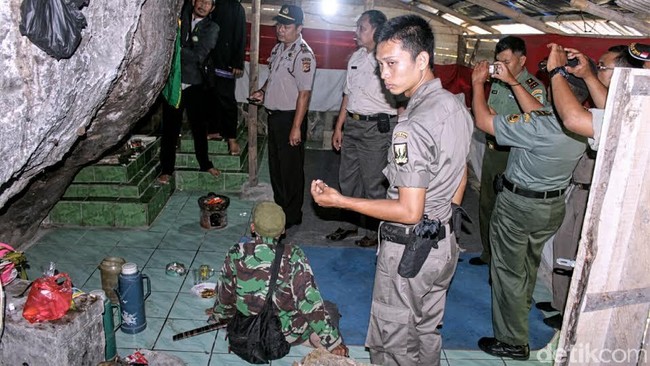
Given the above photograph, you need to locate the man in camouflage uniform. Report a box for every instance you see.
[248,4,315,227]
[208,201,348,357]
[471,36,547,266]
[472,59,590,360]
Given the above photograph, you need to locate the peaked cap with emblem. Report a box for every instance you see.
[253,201,286,238]
[273,4,304,25]
[629,43,650,62]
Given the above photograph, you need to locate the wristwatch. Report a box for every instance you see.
[548,66,568,79]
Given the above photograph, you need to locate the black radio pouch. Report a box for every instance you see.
[377,113,390,133]
[397,216,441,278]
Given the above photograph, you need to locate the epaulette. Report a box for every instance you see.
[300,42,314,56]
[526,78,539,90]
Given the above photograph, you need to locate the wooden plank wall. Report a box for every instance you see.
[557,67,650,365]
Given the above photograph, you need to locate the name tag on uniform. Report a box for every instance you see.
[351,66,357,69]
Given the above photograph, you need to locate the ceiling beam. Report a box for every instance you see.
[464,0,566,34]
[570,0,650,35]
[416,0,499,34]
[380,0,470,34]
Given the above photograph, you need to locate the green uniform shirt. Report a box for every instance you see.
[488,68,547,115]
[494,108,587,191]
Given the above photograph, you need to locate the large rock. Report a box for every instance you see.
[0,0,182,247]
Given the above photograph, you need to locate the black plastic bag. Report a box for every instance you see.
[19,0,89,60]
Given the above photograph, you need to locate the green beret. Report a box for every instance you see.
[253,201,285,238]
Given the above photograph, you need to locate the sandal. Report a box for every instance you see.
[326,227,357,241]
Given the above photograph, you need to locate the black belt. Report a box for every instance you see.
[266,109,294,116]
[380,222,449,245]
[347,112,395,121]
[572,180,591,190]
[502,176,566,199]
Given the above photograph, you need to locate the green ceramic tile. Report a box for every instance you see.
[224,173,248,192]
[50,201,83,225]
[63,185,88,198]
[114,202,148,227]
[175,170,199,189]
[95,165,127,183]
[87,184,118,197]
[81,201,115,226]
[73,166,95,183]
[117,185,140,198]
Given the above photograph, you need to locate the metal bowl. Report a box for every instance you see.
[165,262,187,276]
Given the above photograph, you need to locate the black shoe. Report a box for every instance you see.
[543,314,563,330]
[355,236,377,247]
[535,302,557,312]
[326,227,357,241]
[478,337,530,360]
[469,257,488,266]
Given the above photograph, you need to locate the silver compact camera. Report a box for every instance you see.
[488,64,499,74]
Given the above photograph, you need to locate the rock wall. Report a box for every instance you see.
[0,0,182,247]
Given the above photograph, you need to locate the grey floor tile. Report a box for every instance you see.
[80,229,126,246]
[158,230,203,251]
[117,229,166,248]
[155,318,217,353]
[445,349,505,360]
[114,317,166,350]
[168,291,214,320]
[142,268,187,293]
[34,228,87,246]
[109,247,155,270]
[146,249,197,270]
[146,291,178,318]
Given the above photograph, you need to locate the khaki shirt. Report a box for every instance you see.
[494,108,587,191]
[344,48,397,116]
[488,68,547,115]
[383,79,473,222]
[264,35,316,111]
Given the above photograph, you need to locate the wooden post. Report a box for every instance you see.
[556,68,650,365]
[247,0,261,187]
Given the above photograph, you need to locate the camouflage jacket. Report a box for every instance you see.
[210,237,342,351]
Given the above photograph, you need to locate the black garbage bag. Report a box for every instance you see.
[19,0,89,60]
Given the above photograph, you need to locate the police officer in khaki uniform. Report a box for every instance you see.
[312,15,472,366]
[472,59,589,360]
[326,10,398,247]
[471,36,547,266]
[249,4,315,227]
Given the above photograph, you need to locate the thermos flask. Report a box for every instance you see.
[116,262,151,334]
[90,289,120,361]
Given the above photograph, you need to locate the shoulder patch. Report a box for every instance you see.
[526,78,539,89]
[393,143,408,165]
[394,131,408,140]
[507,114,521,124]
[301,57,312,72]
[531,88,544,103]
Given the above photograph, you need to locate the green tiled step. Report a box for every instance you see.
[174,169,248,192]
[50,177,175,227]
[63,157,161,199]
[73,138,161,184]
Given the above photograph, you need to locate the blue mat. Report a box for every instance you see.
[302,247,555,349]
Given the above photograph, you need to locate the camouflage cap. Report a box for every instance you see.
[253,201,286,238]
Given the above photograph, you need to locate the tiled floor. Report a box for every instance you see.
[21,190,554,365]
[19,148,553,365]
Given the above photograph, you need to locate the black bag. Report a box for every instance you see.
[227,241,290,364]
[19,0,89,60]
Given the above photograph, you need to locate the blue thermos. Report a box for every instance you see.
[116,262,151,334]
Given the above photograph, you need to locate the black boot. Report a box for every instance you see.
[478,337,530,360]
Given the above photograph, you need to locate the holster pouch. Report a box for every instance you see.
[493,173,504,194]
[397,216,441,278]
[377,113,390,133]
